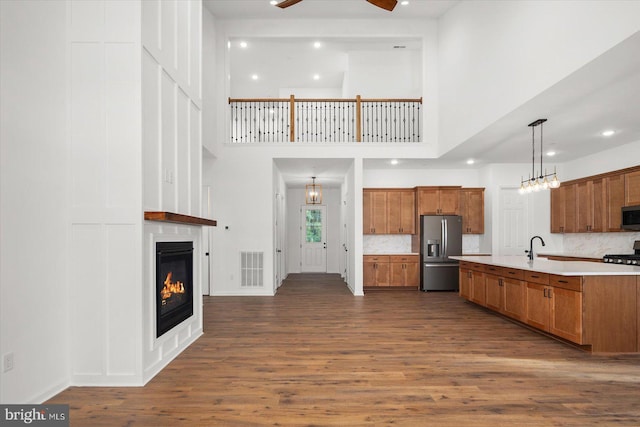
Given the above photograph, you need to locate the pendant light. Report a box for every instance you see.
[518,119,560,194]
[305,176,322,204]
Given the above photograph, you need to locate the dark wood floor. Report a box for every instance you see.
[48,273,640,426]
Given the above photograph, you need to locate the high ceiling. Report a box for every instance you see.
[206,0,640,181]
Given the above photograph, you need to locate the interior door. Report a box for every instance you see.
[498,188,529,255]
[300,205,327,272]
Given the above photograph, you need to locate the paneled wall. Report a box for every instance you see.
[68,0,203,387]
[141,0,203,383]
[69,0,143,386]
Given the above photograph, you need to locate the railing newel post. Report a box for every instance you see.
[356,95,362,143]
[289,94,295,142]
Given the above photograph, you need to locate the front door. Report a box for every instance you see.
[300,205,327,272]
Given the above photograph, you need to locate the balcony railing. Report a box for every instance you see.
[229,95,422,144]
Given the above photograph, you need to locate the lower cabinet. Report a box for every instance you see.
[460,264,583,345]
[525,274,583,343]
[363,255,390,287]
[389,255,420,287]
[364,255,419,288]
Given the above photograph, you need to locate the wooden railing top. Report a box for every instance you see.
[228,96,422,104]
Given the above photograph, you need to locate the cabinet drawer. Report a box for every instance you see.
[364,255,389,263]
[524,271,549,285]
[390,255,419,263]
[502,268,524,280]
[550,275,582,292]
[483,265,503,275]
[460,261,483,271]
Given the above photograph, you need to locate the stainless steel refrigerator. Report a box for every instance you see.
[421,215,462,291]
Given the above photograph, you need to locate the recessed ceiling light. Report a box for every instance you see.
[401,1,409,5]
[313,74,320,80]
[313,41,322,49]
[601,129,615,137]
[466,159,475,165]
[240,41,248,48]
[270,0,277,5]
[390,159,399,165]
[546,150,556,157]
[251,74,258,80]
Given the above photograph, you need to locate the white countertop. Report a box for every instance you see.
[450,255,640,276]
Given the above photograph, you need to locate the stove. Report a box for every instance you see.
[603,240,640,265]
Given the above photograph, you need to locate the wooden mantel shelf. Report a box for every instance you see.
[144,211,217,227]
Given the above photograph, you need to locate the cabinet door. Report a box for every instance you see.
[470,271,486,306]
[549,287,583,344]
[363,261,376,286]
[389,262,405,286]
[484,274,502,311]
[502,277,525,321]
[363,191,373,234]
[400,191,416,234]
[461,189,484,234]
[563,184,577,233]
[387,191,415,234]
[439,188,461,215]
[405,262,420,288]
[459,268,471,299]
[371,191,388,234]
[550,187,565,233]
[417,188,439,215]
[607,174,625,231]
[625,170,640,206]
[591,178,605,232]
[375,261,390,286]
[525,283,550,331]
[576,181,593,232]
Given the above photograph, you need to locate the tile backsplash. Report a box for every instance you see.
[563,232,640,257]
[364,234,481,254]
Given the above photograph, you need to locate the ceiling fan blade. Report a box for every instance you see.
[366,0,398,11]
[276,0,303,8]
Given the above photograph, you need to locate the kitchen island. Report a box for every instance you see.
[450,255,640,353]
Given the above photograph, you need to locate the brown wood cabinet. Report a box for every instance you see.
[364,189,415,235]
[416,186,461,216]
[550,183,577,233]
[389,255,420,287]
[363,190,388,234]
[387,190,416,234]
[484,265,525,321]
[459,261,484,303]
[550,164,640,234]
[460,188,484,234]
[625,170,640,206]
[363,255,390,287]
[607,173,625,231]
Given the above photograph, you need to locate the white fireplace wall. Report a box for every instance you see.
[141,0,203,381]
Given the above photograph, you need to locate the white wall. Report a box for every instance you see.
[202,6,218,156]
[438,0,640,154]
[0,0,69,404]
[342,50,422,98]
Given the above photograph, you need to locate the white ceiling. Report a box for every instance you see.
[207,0,640,180]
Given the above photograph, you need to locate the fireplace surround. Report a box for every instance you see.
[156,241,194,337]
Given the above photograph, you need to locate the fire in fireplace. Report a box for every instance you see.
[156,241,194,337]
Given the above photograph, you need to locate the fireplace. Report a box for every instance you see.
[156,241,194,337]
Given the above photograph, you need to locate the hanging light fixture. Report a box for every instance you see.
[518,119,560,194]
[305,176,322,204]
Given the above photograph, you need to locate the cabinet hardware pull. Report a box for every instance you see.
[531,275,539,278]
[548,288,552,298]
[543,288,547,298]
[558,280,568,283]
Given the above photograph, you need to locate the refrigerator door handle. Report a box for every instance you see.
[442,218,447,259]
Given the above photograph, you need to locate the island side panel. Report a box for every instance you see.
[583,275,638,353]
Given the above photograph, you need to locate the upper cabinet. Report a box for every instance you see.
[363,188,415,235]
[387,189,416,234]
[460,188,485,234]
[626,170,640,206]
[363,190,388,234]
[416,186,461,216]
[550,164,640,233]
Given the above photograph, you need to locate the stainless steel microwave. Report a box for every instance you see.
[622,205,640,230]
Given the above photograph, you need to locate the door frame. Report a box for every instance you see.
[300,204,327,273]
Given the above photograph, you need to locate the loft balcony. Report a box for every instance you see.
[229,95,422,144]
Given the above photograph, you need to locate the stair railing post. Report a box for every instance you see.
[289,94,295,142]
[356,95,362,142]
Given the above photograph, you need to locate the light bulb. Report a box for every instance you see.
[541,177,549,190]
[550,174,560,189]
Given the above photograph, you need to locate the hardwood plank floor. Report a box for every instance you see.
[48,273,640,426]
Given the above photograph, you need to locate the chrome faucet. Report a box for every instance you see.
[526,236,545,261]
